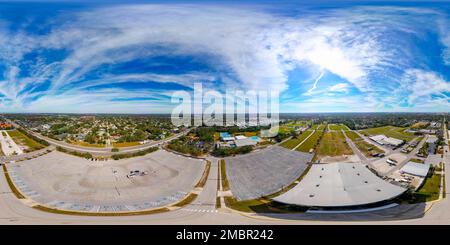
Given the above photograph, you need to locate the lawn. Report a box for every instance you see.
[220,159,230,191]
[296,130,323,152]
[317,124,326,131]
[7,130,45,152]
[345,131,384,157]
[280,138,302,149]
[277,126,294,134]
[112,141,141,147]
[279,131,313,150]
[412,168,442,203]
[311,124,326,131]
[361,126,415,142]
[329,124,350,131]
[315,131,353,157]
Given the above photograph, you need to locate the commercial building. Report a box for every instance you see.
[274,162,406,207]
[369,134,404,147]
[400,162,431,177]
[217,133,261,148]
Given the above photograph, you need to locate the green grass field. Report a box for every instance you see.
[296,130,323,152]
[412,168,442,203]
[329,124,349,131]
[361,126,415,142]
[316,131,353,157]
[284,120,309,127]
[280,131,313,149]
[277,126,293,134]
[280,138,302,149]
[7,130,45,152]
[345,131,384,157]
[311,124,326,131]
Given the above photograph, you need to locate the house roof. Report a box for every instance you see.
[400,162,431,177]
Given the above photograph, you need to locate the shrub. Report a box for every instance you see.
[56,146,93,159]
[111,147,158,160]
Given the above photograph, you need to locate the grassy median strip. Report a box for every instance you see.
[224,196,306,213]
[173,193,198,207]
[2,164,25,199]
[56,146,93,159]
[216,197,221,209]
[111,146,158,160]
[220,159,230,191]
[195,160,211,188]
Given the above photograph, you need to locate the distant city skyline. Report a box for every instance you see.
[0,1,449,113]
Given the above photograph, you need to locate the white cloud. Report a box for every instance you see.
[328,83,350,94]
[401,69,450,105]
[0,4,448,112]
[438,18,450,65]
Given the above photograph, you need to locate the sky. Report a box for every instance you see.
[0,0,449,113]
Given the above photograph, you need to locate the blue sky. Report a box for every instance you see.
[0,1,449,113]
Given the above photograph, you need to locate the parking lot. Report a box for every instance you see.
[0,130,23,156]
[226,146,313,200]
[8,150,205,212]
[371,153,407,174]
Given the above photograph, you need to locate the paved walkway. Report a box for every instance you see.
[342,130,369,165]
[182,157,219,213]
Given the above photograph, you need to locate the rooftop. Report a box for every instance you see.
[400,162,431,177]
[274,162,406,207]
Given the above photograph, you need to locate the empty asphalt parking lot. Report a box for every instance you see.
[226,146,313,201]
[8,150,205,212]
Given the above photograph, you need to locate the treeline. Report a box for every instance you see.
[167,138,204,156]
[56,146,93,159]
[17,128,50,146]
[111,147,158,160]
